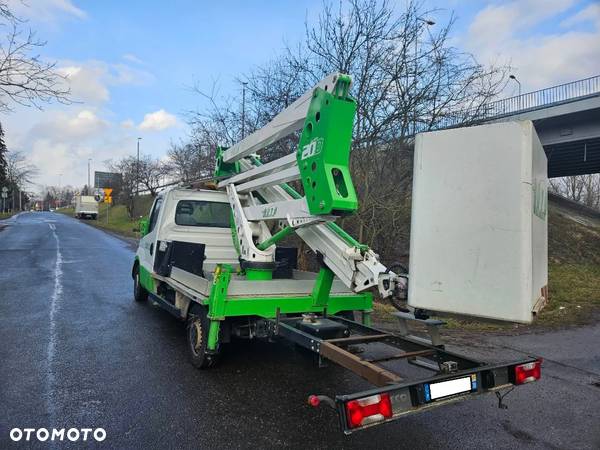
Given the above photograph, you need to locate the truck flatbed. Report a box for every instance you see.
[271,314,541,434]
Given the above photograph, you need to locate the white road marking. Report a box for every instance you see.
[46,222,63,420]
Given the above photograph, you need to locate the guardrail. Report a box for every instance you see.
[423,75,600,132]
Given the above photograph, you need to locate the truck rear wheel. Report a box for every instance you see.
[133,265,148,302]
[187,308,218,369]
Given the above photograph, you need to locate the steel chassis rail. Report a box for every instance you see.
[268,315,539,434]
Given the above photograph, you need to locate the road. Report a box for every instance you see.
[1,212,599,449]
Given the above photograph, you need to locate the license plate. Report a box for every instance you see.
[428,376,473,400]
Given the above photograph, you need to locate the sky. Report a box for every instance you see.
[2,0,599,191]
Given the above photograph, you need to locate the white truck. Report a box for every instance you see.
[132,74,545,434]
[75,195,98,220]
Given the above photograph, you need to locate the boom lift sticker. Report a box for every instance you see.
[301,137,324,160]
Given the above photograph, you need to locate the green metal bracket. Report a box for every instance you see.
[279,181,368,252]
[256,226,295,251]
[245,268,273,280]
[214,146,240,178]
[297,76,358,216]
[207,264,232,351]
[311,267,335,308]
[362,310,372,327]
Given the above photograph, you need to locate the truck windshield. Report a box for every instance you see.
[175,200,231,228]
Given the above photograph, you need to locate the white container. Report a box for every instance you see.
[408,121,548,323]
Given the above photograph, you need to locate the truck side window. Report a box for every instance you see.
[148,198,163,233]
[175,200,230,228]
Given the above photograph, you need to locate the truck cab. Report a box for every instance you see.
[136,188,238,282]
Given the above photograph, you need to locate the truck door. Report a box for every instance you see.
[138,197,163,274]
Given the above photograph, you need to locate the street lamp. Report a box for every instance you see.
[413,17,435,135]
[87,158,92,194]
[241,81,248,139]
[136,137,142,196]
[58,173,62,208]
[509,74,522,111]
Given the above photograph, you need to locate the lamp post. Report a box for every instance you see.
[136,137,142,196]
[241,81,248,139]
[58,173,62,208]
[413,17,435,135]
[509,74,522,112]
[87,158,92,194]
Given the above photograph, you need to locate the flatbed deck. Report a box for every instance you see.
[268,314,541,434]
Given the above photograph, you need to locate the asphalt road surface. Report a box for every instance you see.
[1,212,599,449]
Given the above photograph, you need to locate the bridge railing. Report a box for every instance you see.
[422,75,600,133]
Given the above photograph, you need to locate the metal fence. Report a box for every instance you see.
[426,75,600,132]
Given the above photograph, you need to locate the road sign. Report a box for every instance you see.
[103,188,113,204]
[94,188,104,202]
[94,171,121,189]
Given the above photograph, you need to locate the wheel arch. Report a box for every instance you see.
[131,257,139,279]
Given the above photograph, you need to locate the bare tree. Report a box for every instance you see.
[188,0,512,264]
[137,155,167,197]
[107,157,137,215]
[108,153,166,217]
[6,149,37,187]
[165,140,214,182]
[550,175,600,210]
[0,1,71,112]
[43,184,75,208]
[4,149,37,210]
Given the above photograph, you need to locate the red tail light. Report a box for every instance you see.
[514,360,542,384]
[345,393,393,429]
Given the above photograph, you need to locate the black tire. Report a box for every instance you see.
[187,307,218,369]
[133,265,148,302]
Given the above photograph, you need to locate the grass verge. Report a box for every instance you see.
[58,204,142,238]
[0,211,16,220]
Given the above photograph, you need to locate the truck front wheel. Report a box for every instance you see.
[133,265,148,302]
[187,308,218,369]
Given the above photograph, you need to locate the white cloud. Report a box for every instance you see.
[561,3,600,28]
[7,0,86,22]
[122,53,144,64]
[120,119,135,129]
[30,109,108,142]
[467,0,576,51]
[138,109,178,131]
[4,104,186,190]
[56,60,155,105]
[109,63,154,86]
[57,65,110,104]
[465,0,600,90]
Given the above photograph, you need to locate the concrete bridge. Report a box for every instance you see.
[431,75,600,178]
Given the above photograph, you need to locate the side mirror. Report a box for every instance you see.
[139,217,149,237]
